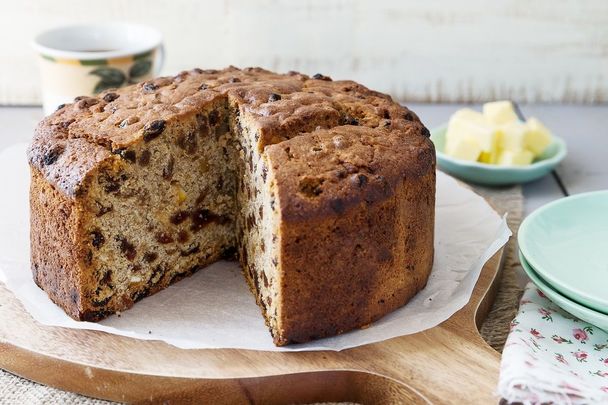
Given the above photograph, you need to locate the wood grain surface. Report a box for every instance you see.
[0,247,504,404]
[2,0,608,105]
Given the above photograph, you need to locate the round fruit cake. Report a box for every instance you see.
[27,66,436,346]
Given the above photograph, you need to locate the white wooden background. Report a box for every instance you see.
[2,0,608,105]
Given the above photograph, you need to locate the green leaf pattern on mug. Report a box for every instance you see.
[90,58,153,93]
[129,59,152,80]
[90,67,126,94]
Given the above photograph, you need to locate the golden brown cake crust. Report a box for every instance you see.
[28,66,426,195]
[28,66,435,346]
[265,126,435,344]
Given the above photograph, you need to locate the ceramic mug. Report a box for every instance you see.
[33,23,164,115]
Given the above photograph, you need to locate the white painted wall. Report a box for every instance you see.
[1,0,607,104]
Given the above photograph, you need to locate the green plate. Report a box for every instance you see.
[520,250,608,332]
[430,125,567,186]
[519,191,608,313]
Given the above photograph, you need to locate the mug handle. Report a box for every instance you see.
[154,44,165,76]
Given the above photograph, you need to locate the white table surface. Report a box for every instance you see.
[1,104,606,215]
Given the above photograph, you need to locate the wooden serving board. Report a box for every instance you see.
[0,248,504,404]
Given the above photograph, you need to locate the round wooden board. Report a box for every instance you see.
[0,249,504,404]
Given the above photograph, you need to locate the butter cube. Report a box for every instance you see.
[450,108,488,126]
[446,135,482,161]
[499,121,527,152]
[525,117,553,156]
[497,149,534,166]
[479,149,499,164]
[446,109,497,152]
[483,101,518,125]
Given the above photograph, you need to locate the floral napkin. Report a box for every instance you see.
[498,282,608,404]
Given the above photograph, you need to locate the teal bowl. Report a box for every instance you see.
[430,125,567,186]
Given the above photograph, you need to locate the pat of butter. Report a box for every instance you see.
[450,108,487,126]
[525,117,553,156]
[479,149,499,164]
[446,135,481,161]
[446,109,498,154]
[499,121,527,152]
[497,149,534,166]
[483,101,518,125]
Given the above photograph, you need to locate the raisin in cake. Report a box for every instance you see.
[28,67,435,346]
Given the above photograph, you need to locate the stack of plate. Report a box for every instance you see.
[518,190,608,330]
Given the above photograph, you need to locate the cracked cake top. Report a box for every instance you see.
[28,66,434,200]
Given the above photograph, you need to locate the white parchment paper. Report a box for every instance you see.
[0,143,510,351]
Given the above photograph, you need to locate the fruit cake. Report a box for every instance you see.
[27,67,436,346]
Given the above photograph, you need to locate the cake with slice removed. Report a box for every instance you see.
[27,67,435,346]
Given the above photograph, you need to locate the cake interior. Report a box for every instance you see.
[82,97,281,335]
